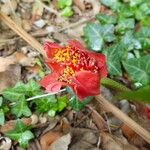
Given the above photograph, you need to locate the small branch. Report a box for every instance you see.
[95,95,150,144]
[0,12,46,58]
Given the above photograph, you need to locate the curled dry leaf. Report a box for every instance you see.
[0,64,21,93]
[101,132,139,150]
[40,131,62,150]
[0,55,16,72]
[48,133,71,150]
[0,118,32,133]
[0,137,12,150]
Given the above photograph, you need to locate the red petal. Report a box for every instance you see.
[39,73,59,88]
[68,40,87,52]
[46,82,63,92]
[70,71,100,99]
[44,41,62,58]
[45,60,65,74]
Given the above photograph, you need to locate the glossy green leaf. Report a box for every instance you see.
[4,119,34,148]
[96,13,117,24]
[0,109,5,125]
[11,97,31,117]
[60,6,73,17]
[123,55,150,86]
[84,23,115,51]
[58,0,72,9]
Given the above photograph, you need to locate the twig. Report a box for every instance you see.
[1,11,150,143]
[95,95,150,144]
[0,12,46,58]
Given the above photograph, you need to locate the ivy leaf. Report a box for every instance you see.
[103,44,127,76]
[69,96,93,111]
[96,13,117,24]
[100,0,121,11]
[11,97,31,117]
[123,55,150,86]
[0,109,5,125]
[116,18,135,34]
[4,119,34,148]
[135,27,150,49]
[84,23,115,51]
[121,31,141,51]
[3,89,23,102]
[25,79,41,97]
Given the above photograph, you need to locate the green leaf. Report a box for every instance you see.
[121,31,141,51]
[3,89,23,102]
[84,23,115,51]
[123,55,150,86]
[58,0,72,9]
[33,95,57,113]
[116,18,135,34]
[0,109,5,125]
[11,97,31,117]
[135,27,150,49]
[100,0,122,11]
[60,6,73,17]
[96,13,117,24]
[103,44,127,76]
[117,86,150,103]
[4,119,34,148]
[0,97,3,106]
[69,96,93,111]
[57,95,68,111]
[25,79,41,97]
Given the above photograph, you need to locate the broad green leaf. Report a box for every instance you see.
[0,97,3,106]
[117,86,150,103]
[3,89,23,102]
[96,13,117,24]
[129,0,143,7]
[100,0,122,11]
[11,97,31,117]
[135,27,150,49]
[0,109,5,125]
[84,23,115,51]
[4,120,34,148]
[116,18,135,34]
[123,55,150,86]
[60,6,73,17]
[103,44,127,76]
[121,31,141,51]
[57,0,72,9]
[18,130,34,148]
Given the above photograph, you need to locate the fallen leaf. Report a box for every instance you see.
[14,52,35,67]
[40,131,62,150]
[0,55,16,72]
[0,118,32,133]
[0,64,21,93]
[48,133,71,150]
[101,132,139,150]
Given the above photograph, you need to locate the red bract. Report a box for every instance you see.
[40,40,107,99]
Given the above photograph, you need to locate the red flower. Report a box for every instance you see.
[40,40,107,99]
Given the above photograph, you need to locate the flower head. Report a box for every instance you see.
[40,40,107,99]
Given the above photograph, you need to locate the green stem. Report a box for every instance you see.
[101,77,131,92]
